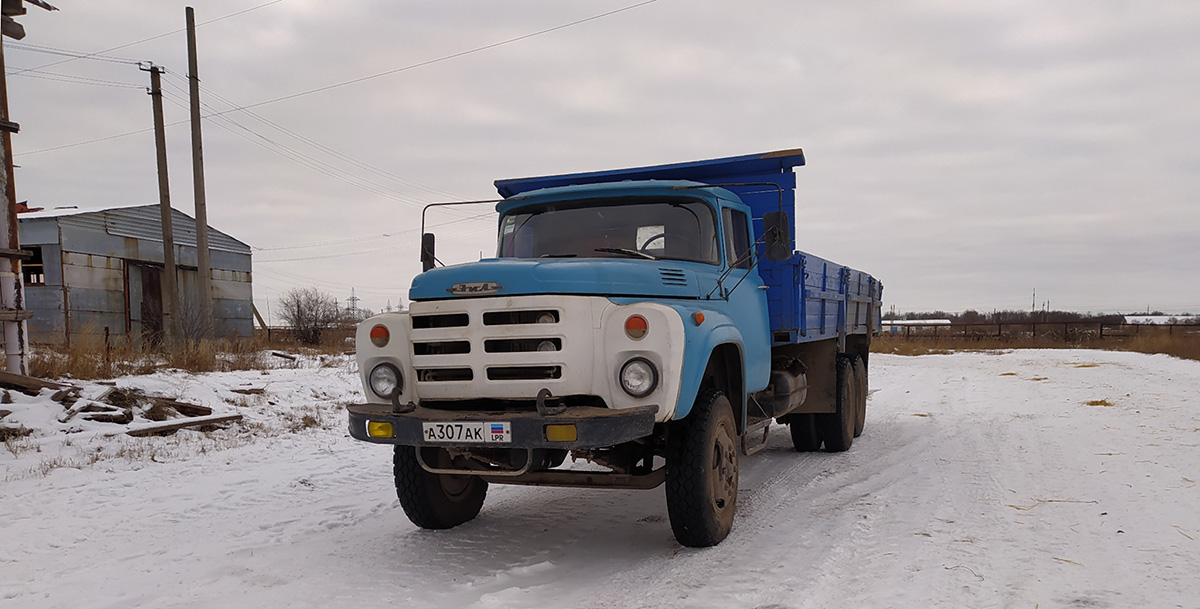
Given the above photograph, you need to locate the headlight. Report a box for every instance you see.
[619,357,658,398]
[369,364,402,398]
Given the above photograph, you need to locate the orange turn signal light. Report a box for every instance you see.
[624,315,648,340]
[370,324,390,348]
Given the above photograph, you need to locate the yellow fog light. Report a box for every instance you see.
[367,421,394,438]
[544,424,577,442]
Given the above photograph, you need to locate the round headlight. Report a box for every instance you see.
[369,364,402,398]
[619,357,658,398]
[536,312,556,324]
[536,340,557,352]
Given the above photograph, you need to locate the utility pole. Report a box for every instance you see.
[0,0,57,373]
[143,63,180,343]
[186,6,214,338]
[0,28,28,373]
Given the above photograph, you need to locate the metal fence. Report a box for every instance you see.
[882,321,1200,342]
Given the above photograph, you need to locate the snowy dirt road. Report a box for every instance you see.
[3,350,1198,609]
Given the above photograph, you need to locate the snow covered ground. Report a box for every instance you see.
[2,349,1198,609]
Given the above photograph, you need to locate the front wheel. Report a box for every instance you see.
[666,389,739,547]
[393,445,488,529]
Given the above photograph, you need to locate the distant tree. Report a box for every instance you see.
[278,287,341,345]
[959,310,985,324]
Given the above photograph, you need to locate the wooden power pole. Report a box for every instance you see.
[186,6,214,338]
[144,63,180,342]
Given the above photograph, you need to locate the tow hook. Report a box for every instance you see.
[391,391,415,414]
[535,388,567,416]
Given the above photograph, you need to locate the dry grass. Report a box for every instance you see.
[873,330,1200,362]
[3,427,36,458]
[28,335,290,380]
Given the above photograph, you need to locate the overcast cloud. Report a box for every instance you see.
[8,0,1200,319]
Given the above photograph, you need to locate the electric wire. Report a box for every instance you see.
[158,86,435,208]
[160,88,498,258]
[5,42,144,65]
[4,66,144,89]
[18,0,659,156]
[6,0,285,76]
[160,73,465,210]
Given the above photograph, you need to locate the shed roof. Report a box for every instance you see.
[19,204,251,255]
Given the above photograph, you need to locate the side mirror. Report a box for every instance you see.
[421,233,436,272]
[763,211,791,262]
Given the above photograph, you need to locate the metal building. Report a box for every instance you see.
[16,204,253,345]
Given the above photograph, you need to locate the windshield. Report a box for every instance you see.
[497,197,719,264]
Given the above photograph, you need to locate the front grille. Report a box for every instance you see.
[417,368,473,382]
[412,313,469,329]
[484,338,561,353]
[410,302,568,389]
[413,341,471,355]
[483,310,559,325]
[486,366,562,381]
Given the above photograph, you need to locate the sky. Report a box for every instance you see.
[6,0,1200,320]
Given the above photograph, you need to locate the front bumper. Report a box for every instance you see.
[346,403,658,450]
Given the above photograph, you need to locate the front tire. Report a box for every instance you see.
[666,389,739,547]
[393,445,488,529]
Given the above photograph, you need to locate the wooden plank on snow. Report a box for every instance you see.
[125,413,242,437]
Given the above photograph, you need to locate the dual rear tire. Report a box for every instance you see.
[791,355,868,452]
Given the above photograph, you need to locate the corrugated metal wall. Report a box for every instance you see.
[17,205,255,345]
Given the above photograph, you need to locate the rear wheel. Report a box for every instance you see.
[393,445,488,529]
[788,413,822,451]
[819,357,856,452]
[666,389,739,547]
[852,356,867,438]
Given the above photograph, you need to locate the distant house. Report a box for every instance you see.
[16,205,253,345]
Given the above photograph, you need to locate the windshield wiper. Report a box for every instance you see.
[594,247,657,260]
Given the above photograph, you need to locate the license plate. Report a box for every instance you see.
[422,421,512,443]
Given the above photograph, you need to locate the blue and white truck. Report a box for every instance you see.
[347,149,882,547]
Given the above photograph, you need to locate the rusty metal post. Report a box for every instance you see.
[0,33,28,374]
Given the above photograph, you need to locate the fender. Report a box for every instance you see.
[665,304,771,421]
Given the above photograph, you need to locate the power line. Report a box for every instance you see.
[192,81,466,202]
[17,0,660,157]
[158,86,436,207]
[6,0,285,77]
[221,0,660,114]
[158,86,498,256]
[254,212,495,263]
[6,42,144,65]
[4,67,144,89]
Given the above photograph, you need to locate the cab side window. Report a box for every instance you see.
[722,209,753,270]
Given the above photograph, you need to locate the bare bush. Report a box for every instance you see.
[277,287,343,346]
